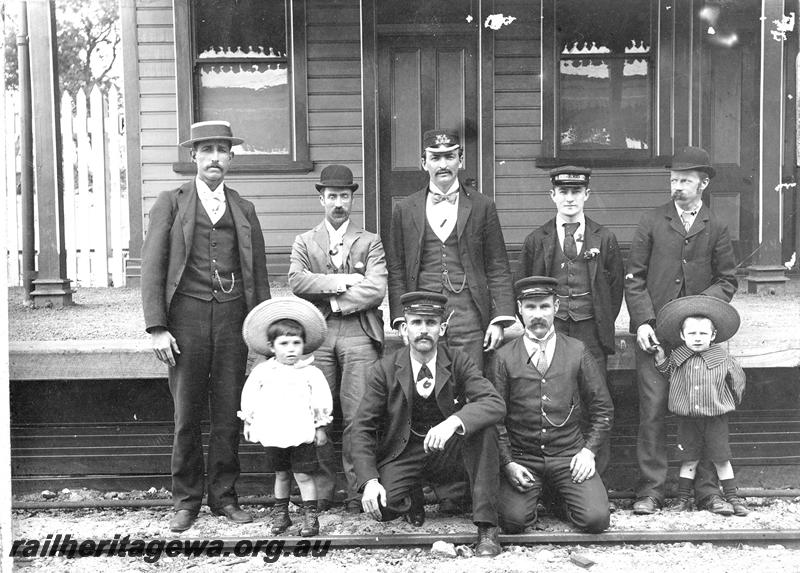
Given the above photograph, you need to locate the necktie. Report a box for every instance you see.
[431,191,457,205]
[329,238,344,268]
[563,222,580,259]
[207,193,225,223]
[680,210,696,232]
[526,331,554,373]
[416,363,434,398]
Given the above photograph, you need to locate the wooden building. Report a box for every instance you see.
[120,0,799,278]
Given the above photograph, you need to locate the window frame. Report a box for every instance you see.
[172,0,311,174]
[538,0,666,168]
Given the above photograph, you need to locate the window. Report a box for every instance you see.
[540,0,657,164]
[174,0,310,173]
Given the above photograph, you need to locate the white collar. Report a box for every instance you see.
[429,179,460,197]
[325,219,350,242]
[195,177,225,198]
[410,349,437,376]
[675,200,702,216]
[556,213,585,232]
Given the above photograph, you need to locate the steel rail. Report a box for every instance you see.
[12,488,800,510]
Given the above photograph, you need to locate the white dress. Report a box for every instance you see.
[237,356,333,448]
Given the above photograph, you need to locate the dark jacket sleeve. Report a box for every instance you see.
[386,203,408,325]
[452,349,506,433]
[624,210,656,331]
[491,354,514,466]
[481,200,516,320]
[350,362,389,491]
[604,230,625,320]
[245,200,270,305]
[578,348,614,454]
[141,190,176,332]
[703,222,738,302]
[516,232,537,283]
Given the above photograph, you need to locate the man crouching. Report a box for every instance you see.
[494,277,613,533]
[351,291,506,556]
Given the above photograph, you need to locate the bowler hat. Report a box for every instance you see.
[179,120,243,148]
[242,296,328,357]
[400,291,448,316]
[515,276,559,300]
[668,146,716,178]
[656,295,740,347]
[550,165,591,187]
[315,164,359,192]
[423,129,461,153]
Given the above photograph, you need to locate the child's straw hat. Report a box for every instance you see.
[655,295,740,347]
[242,297,327,356]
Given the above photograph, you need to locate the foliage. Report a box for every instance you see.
[4,0,120,95]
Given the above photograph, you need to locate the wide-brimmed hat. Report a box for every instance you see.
[315,164,359,192]
[667,146,716,178]
[242,297,327,356]
[180,120,244,148]
[656,295,740,347]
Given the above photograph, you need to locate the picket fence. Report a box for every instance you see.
[4,84,129,288]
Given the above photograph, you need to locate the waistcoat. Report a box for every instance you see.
[551,239,593,320]
[418,220,465,293]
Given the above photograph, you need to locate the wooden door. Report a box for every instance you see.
[377,33,478,240]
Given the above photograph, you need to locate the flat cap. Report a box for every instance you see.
[550,165,591,187]
[515,276,559,299]
[423,129,461,153]
[400,291,448,316]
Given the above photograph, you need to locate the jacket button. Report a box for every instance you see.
[674,278,681,283]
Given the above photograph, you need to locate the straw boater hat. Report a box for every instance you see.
[180,120,243,148]
[667,146,716,179]
[655,295,740,347]
[242,297,327,356]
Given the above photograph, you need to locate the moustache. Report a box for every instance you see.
[436,170,451,175]
[414,335,433,342]
[528,320,548,328]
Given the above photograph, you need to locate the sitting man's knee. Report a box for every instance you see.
[574,508,610,534]
[498,506,534,534]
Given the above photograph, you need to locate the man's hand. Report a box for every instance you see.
[570,448,596,483]
[636,323,660,353]
[503,461,536,492]
[343,273,364,288]
[361,479,387,520]
[483,324,504,351]
[150,329,180,367]
[314,428,328,446]
[653,344,667,365]
[423,416,462,453]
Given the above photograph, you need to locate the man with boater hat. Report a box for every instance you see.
[351,291,506,556]
[493,277,613,533]
[289,164,387,513]
[625,145,738,515]
[142,120,270,532]
[386,129,514,512]
[517,166,623,505]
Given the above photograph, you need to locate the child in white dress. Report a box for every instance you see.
[240,298,332,536]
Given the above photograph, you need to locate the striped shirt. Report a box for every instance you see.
[656,344,745,417]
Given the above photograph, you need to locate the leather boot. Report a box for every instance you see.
[475,524,502,557]
[300,501,319,537]
[271,499,292,534]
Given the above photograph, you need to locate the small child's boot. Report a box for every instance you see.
[669,477,694,512]
[271,498,292,534]
[724,494,750,517]
[300,500,319,537]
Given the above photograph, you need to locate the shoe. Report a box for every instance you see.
[632,496,662,515]
[345,500,363,514]
[698,494,734,516]
[271,501,292,535]
[300,505,320,537]
[404,488,425,527]
[474,525,502,557]
[169,509,198,532]
[668,497,694,512]
[212,503,253,524]
[438,498,462,516]
[725,495,750,517]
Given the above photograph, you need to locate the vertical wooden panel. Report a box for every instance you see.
[75,89,91,286]
[89,86,109,286]
[391,50,422,169]
[436,50,465,136]
[107,86,125,287]
[5,93,20,285]
[672,0,693,147]
[60,92,77,283]
[361,0,379,232]
[711,50,742,164]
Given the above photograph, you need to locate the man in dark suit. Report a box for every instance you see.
[494,277,613,534]
[289,164,387,513]
[142,121,270,532]
[351,292,505,557]
[625,146,738,515]
[517,166,623,503]
[386,129,515,373]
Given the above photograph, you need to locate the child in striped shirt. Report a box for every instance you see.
[653,296,747,516]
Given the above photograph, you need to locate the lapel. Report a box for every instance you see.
[686,204,709,239]
[433,347,454,412]
[225,187,252,252]
[341,223,362,270]
[408,188,428,250]
[583,216,600,284]
[540,218,558,275]
[177,181,197,258]
[665,203,687,237]
[455,183,472,238]
[395,348,414,410]
[312,221,330,262]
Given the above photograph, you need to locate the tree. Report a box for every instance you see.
[4,0,120,94]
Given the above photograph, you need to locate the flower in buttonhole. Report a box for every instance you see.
[583,248,600,261]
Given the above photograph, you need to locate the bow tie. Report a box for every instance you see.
[430,191,457,205]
